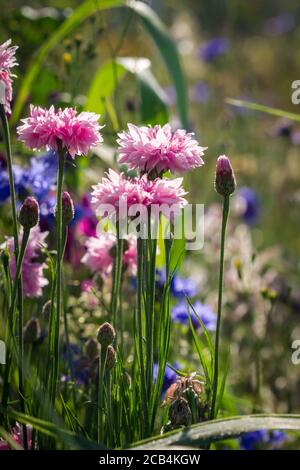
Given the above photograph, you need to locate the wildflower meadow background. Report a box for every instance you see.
[1,0,300,452]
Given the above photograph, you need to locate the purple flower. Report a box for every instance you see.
[153,363,179,394]
[27,151,57,200]
[156,269,199,298]
[240,430,287,450]
[236,187,260,226]
[240,430,269,450]
[189,82,210,103]
[199,37,229,63]
[263,13,294,36]
[172,300,217,331]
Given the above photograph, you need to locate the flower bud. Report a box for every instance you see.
[19,197,39,229]
[168,398,191,427]
[105,345,117,370]
[215,155,236,197]
[96,322,115,348]
[85,338,98,360]
[23,317,41,343]
[61,191,74,225]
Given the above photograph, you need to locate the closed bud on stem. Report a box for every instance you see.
[19,196,39,229]
[105,345,117,370]
[215,155,236,197]
[57,191,74,226]
[96,322,115,348]
[23,317,41,343]
[85,338,98,360]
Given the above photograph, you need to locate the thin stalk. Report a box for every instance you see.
[110,223,123,331]
[98,346,106,444]
[136,237,149,436]
[2,228,30,447]
[106,371,113,447]
[145,215,157,403]
[51,148,65,404]
[210,195,230,420]
[0,105,19,255]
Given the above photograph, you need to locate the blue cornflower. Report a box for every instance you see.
[153,363,179,395]
[264,13,294,36]
[237,187,260,226]
[172,300,216,331]
[28,150,57,200]
[240,430,287,450]
[190,82,210,103]
[156,269,199,299]
[0,169,10,203]
[199,37,229,63]
[171,275,199,298]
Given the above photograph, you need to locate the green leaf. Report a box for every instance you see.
[85,57,168,124]
[226,98,300,122]
[131,414,300,449]
[11,0,124,124]
[13,1,187,128]
[130,1,188,127]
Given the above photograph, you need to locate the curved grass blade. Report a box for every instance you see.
[85,57,168,124]
[226,98,300,122]
[130,1,188,127]
[13,1,187,128]
[131,414,300,449]
[2,407,105,450]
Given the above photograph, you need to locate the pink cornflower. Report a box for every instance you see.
[91,169,145,218]
[91,170,187,219]
[117,123,206,176]
[0,39,18,114]
[17,106,103,158]
[5,226,49,298]
[0,423,32,451]
[81,232,137,278]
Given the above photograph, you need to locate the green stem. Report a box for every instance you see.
[2,228,30,447]
[210,195,230,420]
[136,237,149,436]
[98,346,106,444]
[110,223,123,332]
[51,147,65,405]
[0,105,19,256]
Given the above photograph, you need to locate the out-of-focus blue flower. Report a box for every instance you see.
[172,300,217,331]
[236,187,260,226]
[190,82,210,103]
[153,362,179,395]
[156,269,199,299]
[199,37,229,63]
[264,13,295,36]
[28,151,57,200]
[240,430,287,450]
[0,169,10,203]
[240,430,269,450]
[164,85,176,107]
[270,430,287,448]
[172,276,199,298]
[272,119,293,138]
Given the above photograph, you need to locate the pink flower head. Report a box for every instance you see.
[5,226,49,298]
[0,39,18,70]
[17,106,103,158]
[91,169,144,218]
[91,169,187,220]
[81,232,137,278]
[117,123,206,175]
[0,39,18,114]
